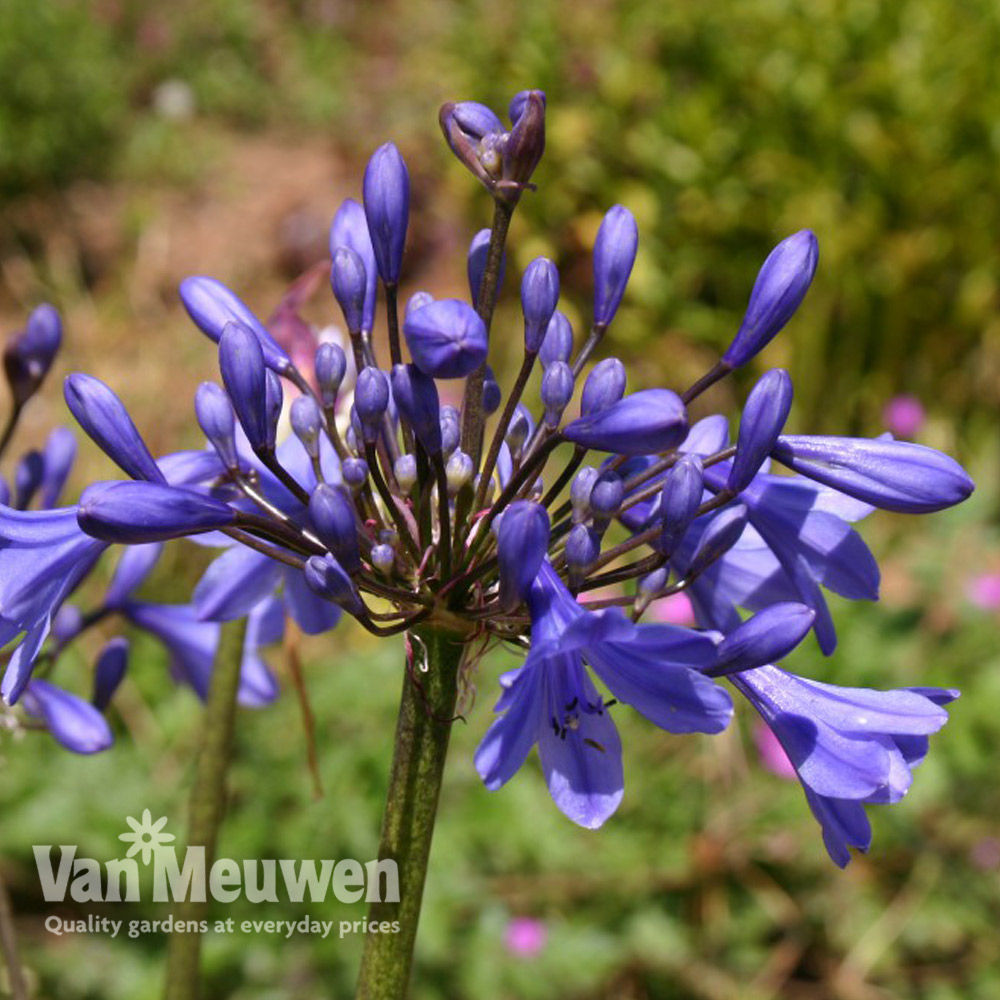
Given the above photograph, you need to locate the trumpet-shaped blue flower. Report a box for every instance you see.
[476,564,733,828]
[729,665,957,866]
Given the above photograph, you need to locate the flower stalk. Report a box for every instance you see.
[355,626,466,999]
[164,618,248,1000]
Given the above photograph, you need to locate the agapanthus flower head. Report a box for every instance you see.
[6,90,972,869]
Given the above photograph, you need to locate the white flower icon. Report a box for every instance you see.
[119,810,175,865]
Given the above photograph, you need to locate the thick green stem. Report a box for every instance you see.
[164,618,247,1000]
[355,626,465,1000]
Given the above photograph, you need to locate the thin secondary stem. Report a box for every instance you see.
[164,618,248,1000]
[355,626,465,1000]
[475,352,536,512]
[461,199,515,466]
[0,405,22,461]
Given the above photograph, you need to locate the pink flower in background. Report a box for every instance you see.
[504,917,547,958]
[753,721,796,780]
[647,591,696,626]
[882,395,925,439]
[966,572,1000,611]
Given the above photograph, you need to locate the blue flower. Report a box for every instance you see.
[729,665,957,866]
[476,564,732,828]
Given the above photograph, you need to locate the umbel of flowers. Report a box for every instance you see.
[0,90,973,996]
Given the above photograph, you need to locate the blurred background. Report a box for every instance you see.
[1,0,999,997]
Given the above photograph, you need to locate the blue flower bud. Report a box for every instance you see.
[217,322,269,451]
[79,481,236,543]
[291,394,323,459]
[688,505,748,577]
[405,291,435,320]
[468,229,506,307]
[354,367,390,443]
[483,366,502,415]
[4,303,62,407]
[637,567,668,601]
[391,363,442,454]
[445,450,473,495]
[315,342,347,408]
[330,246,368,333]
[440,102,506,189]
[309,483,361,574]
[710,603,816,676]
[509,90,546,125]
[342,457,368,491]
[570,466,599,520]
[590,470,624,524]
[593,206,638,328]
[502,90,546,196]
[92,637,129,711]
[521,257,560,353]
[562,389,688,455]
[394,454,418,493]
[0,476,8,506]
[179,276,290,372]
[538,311,574,368]
[371,543,395,576]
[497,500,550,609]
[329,198,377,332]
[659,455,704,554]
[565,523,600,578]
[304,554,364,615]
[363,142,409,285]
[459,102,506,137]
[505,403,534,460]
[23,679,113,754]
[728,369,793,494]
[440,405,461,455]
[722,230,819,368]
[264,370,283,450]
[195,381,239,470]
[40,426,76,508]
[771,434,975,513]
[580,357,626,416]
[52,604,84,643]
[404,299,489,379]
[14,451,43,508]
[541,361,574,427]
[64,373,165,483]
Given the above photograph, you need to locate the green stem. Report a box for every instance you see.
[461,198,515,466]
[164,618,248,1000]
[354,626,466,1000]
[0,868,28,1000]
